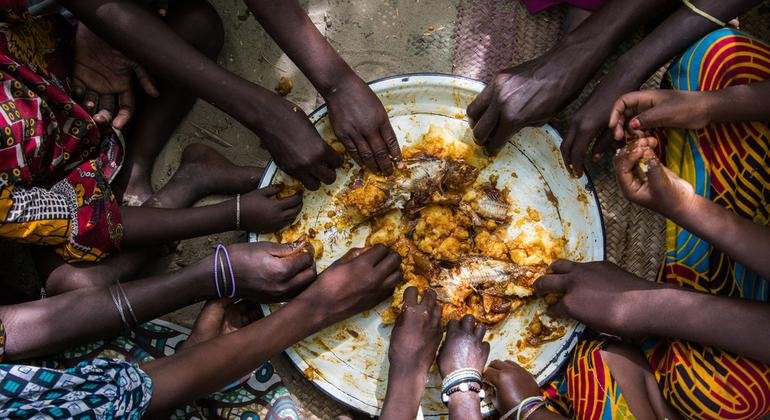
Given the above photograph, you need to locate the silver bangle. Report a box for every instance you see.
[115,281,138,328]
[109,286,129,331]
[235,193,241,230]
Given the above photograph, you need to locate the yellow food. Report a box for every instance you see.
[275,125,567,346]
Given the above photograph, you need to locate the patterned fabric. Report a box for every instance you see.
[644,28,770,420]
[35,320,301,419]
[0,358,152,419]
[0,2,124,262]
[543,339,633,419]
[544,29,770,419]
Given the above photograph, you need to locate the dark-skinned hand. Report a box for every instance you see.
[73,23,158,129]
[484,360,541,414]
[388,287,442,377]
[300,245,403,325]
[239,184,302,233]
[467,56,569,156]
[438,314,490,377]
[254,99,343,191]
[613,137,696,220]
[534,259,659,338]
[325,74,401,175]
[609,90,713,141]
[226,241,317,303]
[561,65,646,177]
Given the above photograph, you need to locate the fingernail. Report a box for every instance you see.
[630,118,641,130]
[592,153,603,162]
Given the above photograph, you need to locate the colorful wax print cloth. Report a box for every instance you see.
[544,28,770,419]
[0,319,152,418]
[0,1,124,263]
[33,320,300,419]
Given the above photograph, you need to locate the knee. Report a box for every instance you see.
[45,265,109,296]
[169,0,225,59]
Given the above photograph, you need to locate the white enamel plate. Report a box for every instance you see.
[251,74,605,418]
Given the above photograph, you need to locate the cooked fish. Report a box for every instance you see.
[416,255,545,307]
[337,156,480,224]
[475,186,510,222]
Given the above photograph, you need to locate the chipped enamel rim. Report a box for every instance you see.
[251,73,605,417]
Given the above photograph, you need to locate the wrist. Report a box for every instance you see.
[319,69,362,99]
[191,255,217,300]
[664,188,700,224]
[447,391,481,418]
[289,292,330,330]
[388,362,428,388]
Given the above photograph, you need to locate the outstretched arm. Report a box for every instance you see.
[536,259,770,364]
[140,245,402,413]
[59,0,342,190]
[467,0,676,154]
[380,287,442,420]
[120,186,301,246]
[1,258,211,360]
[0,242,316,360]
[563,0,762,175]
[246,0,401,175]
[613,137,770,280]
[608,81,770,137]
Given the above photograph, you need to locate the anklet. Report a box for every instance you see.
[235,194,241,230]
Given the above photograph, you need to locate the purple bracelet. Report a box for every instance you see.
[220,244,236,298]
[213,245,224,298]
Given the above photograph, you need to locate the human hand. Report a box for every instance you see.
[609,90,713,140]
[325,74,401,175]
[613,137,696,219]
[254,98,343,191]
[186,299,261,347]
[438,314,490,377]
[534,259,657,337]
[467,57,569,155]
[484,360,540,414]
[297,245,402,326]
[226,241,316,303]
[73,23,158,129]
[560,64,647,177]
[388,287,442,378]
[239,184,302,233]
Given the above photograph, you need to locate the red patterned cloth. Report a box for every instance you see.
[0,2,123,262]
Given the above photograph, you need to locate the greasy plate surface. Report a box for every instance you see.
[251,74,604,417]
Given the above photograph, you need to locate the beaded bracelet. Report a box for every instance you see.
[441,368,482,389]
[441,381,486,405]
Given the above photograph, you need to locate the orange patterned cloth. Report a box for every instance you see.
[544,28,770,419]
[0,2,123,262]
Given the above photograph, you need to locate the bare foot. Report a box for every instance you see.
[438,314,490,376]
[172,143,265,198]
[114,161,155,206]
[145,144,266,208]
